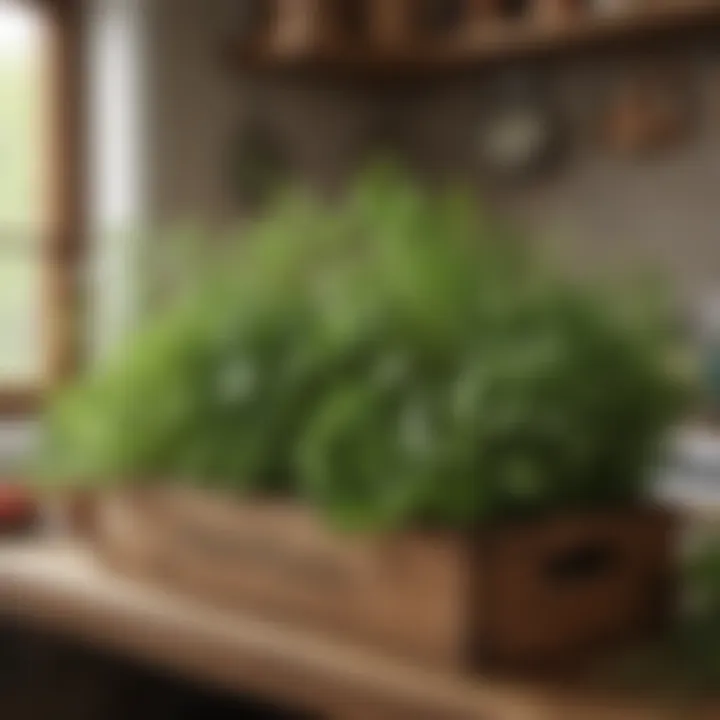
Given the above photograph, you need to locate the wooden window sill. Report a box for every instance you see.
[0,388,43,418]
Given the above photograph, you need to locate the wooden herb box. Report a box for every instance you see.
[94,488,676,672]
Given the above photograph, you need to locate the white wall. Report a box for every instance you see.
[87,0,147,360]
[142,3,720,310]
[145,0,242,222]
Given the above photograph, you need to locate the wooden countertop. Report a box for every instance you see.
[0,541,715,720]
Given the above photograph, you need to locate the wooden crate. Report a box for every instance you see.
[93,489,677,672]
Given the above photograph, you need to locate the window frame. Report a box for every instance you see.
[0,0,86,416]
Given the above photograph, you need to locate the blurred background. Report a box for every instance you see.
[3,0,720,488]
[2,1,720,716]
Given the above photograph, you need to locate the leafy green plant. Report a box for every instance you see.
[37,164,687,531]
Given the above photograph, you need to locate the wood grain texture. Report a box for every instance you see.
[92,490,676,674]
[0,388,42,417]
[0,542,715,719]
[45,0,86,386]
[225,0,720,73]
[95,490,471,668]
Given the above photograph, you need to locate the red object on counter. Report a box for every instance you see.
[0,484,37,531]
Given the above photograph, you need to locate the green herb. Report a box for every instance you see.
[36,164,688,531]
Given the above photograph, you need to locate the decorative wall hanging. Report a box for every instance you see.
[476,74,565,181]
[603,63,696,156]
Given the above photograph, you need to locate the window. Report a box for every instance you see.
[0,2,46,385]
[0,0,83,415]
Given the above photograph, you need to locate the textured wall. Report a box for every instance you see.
[146,0,720,306]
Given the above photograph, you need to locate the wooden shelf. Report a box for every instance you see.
[0,540,718,719]
[225,0,720,74]
[0,387,43,417]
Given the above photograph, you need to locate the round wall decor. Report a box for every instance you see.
[476,76,564,181]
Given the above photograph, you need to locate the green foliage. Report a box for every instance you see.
[37,165,687,531]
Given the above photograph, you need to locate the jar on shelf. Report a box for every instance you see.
[534,0,585,25]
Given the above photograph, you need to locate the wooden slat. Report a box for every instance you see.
[0,388,43,417]
[44,0,86,386]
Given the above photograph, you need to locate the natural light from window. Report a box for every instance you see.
[0,1,46,384]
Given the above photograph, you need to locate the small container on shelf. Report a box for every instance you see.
[268,0,381,59]
[368,0,415,51]
[533,0,587,26]
[271,0,335,57]
[0,483,38,536]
